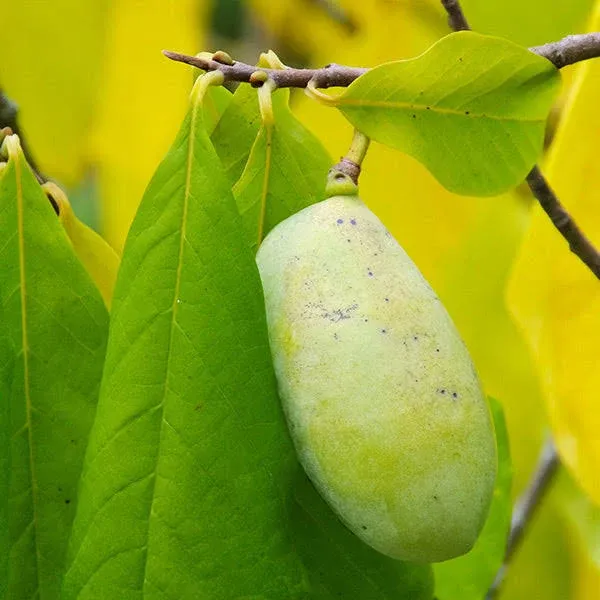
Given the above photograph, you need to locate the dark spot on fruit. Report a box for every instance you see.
[362,525,368,530]
[439,389,446,395]
[195,404,202,411]
[452,392,458,399]
[426,106,431,110]
[412,114,416,119]
[347,239,351,243]
[337,218,343,224]
[367,269,374,277]
[459,57,463,62]
[65,499,71,505]
[436,348,440,353]
[465,111,470,115]
[333,333,339,341]
[413,336,418,341]
[364,318,369,323]
[350,219,357,225]
[381,329,387,334]
[384,298,389,302]
[433,495,439,500]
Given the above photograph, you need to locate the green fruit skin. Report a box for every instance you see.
[256,194,497,563]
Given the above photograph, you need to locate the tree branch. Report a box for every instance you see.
[526,167,600,278]
[164,30,600,88]
[485,438,560,599]
[532,33,600,68]
[162,50,368,88]
[440,0,470,31]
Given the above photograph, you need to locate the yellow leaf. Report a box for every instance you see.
[507,3,600,505]
[90,0,203,251]
[43,182,120,310]
[0,0,111,183]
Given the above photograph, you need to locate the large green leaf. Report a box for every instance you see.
[332,31,560,196]
[0,135,109,599]
[433,397,512,599]
[233,85,332,251]
[61,74,310,599]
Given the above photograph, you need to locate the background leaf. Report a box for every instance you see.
[0,136,108,599]
[203,85,232,135]
[461,0,595,46]
[333,31,560,196]
[507,2,600,506]
[233,85,331,250]
[434,397,511,600]
[90,0,203,251]
[44,182,120,310]
[0,0,110,183]
[211,66,265,185]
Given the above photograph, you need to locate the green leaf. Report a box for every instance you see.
[211,77,262,186]
[433,397,512,600]
[291,472,434,599]
[61,75,310,599]
[0,136,109,598]
[233,86,332,251]
[203,84,232,135]
[333,31,560,196]
[0,304,14,598]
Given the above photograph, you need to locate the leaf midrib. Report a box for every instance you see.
[338,98,541,123]
[139,96,199,593]
[256,125,273,247]
[15,151,43,590]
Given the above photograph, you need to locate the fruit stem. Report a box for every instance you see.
[327,129,371,193]
[345,129,370,168]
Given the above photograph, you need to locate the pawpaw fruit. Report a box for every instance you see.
[256,172,496,563]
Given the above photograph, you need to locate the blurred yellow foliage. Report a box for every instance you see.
[89,0,203,251]
[0,0,111,183]
[508,3,600,506]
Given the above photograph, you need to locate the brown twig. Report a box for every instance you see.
[162,51,368,88]
[485,438,560,599]
[440,0,470,30]
[164,30,600,89]
[526,167,600,278]
[532,33,600,68]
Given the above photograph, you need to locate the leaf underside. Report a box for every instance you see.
[336,31,561,196]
